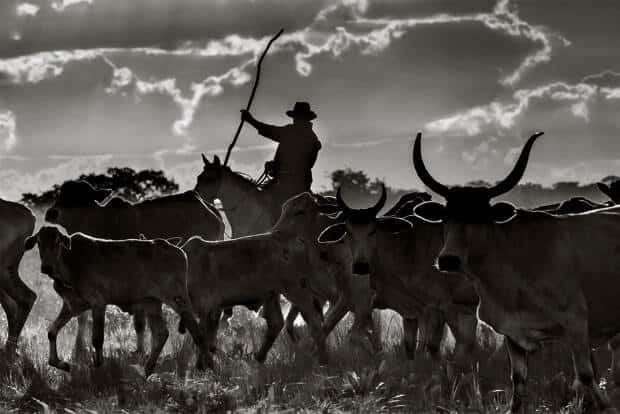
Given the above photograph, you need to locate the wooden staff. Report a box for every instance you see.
[224,28,284,166]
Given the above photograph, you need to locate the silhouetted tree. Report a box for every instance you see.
[22,167,179,209]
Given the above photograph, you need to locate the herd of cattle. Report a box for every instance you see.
[3,132,620,412]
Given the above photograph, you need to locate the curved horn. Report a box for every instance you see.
[412,132,449,197]
[487,132,544,198]
[336,186,355,216]
[337,184,387,219]
[369,183,387,217]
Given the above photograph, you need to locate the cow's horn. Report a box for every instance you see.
[336,186,355,216]
[487,132,544,198]
[412,132,449,197]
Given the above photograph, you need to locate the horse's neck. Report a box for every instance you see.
[219,175,273,237]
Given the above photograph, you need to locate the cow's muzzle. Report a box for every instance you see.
[436,255,462,273]
[352,261,371,275]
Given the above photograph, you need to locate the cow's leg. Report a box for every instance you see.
[197,309,220,369]
[420,310,445,360]
[322,295,349,337]
[133,309,146,355]
[73,312,89,363]
[451,313,478,369]
[91,306,105,367]
[609,333,620,386]
[567,327,611,412]
[254,295,284,363]
[48,302,78,371]
[506,337,528,413]
[1,268,36,357]
[284,305,301,343]
[288,292,328,364]
[144,308,169,377]
[166,296,208,371]
[402,317,419,360]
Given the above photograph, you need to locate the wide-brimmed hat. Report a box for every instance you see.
[286,102,317,120]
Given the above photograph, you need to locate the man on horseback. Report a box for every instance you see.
[240,102,322,222]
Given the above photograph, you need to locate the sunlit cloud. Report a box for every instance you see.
[0,111,18,153]
[16,3,40,17]
[425,79,617,137]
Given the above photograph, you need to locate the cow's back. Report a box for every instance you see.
[134,191,224,241]
[63,235,187,303]
[0,199,35,258]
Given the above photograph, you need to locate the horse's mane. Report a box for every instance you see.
[226,168,266,192]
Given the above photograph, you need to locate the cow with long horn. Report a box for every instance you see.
[318,184,484,367]
[413,131,620,413]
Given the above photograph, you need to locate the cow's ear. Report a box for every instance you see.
[167,237,183,246]
[24,233,38,251]
[414,201,446,223]
[94,188,113,203]
[491,202,516,223]
[213,155,221,166]
[202,153,209,166]
[317,203,340,216]
[317,223,347,244]
[598,182,613,200]
[59,235,71,250]
[377,216,412,234]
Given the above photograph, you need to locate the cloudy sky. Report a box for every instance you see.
[0,0,619,200]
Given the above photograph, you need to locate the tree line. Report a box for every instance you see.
[21,166,620,211]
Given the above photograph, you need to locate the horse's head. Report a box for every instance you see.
[196,154,228,201]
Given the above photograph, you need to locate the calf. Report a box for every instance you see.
[0,199,37,357]
[25,226,208,376]
[44,180,224,355]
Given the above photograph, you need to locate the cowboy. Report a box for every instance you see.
[241,102,322,220]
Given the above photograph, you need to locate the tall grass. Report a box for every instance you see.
[0,249,613,413]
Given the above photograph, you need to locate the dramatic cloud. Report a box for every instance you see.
[0,111,18,153]
[425,76,620,137]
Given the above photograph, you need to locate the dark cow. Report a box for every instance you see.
[317,185,481,365]
[25,226,208,376]
[0,199,37,357]
[413,131,620,413]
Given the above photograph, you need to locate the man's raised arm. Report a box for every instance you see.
[240,110,282,142]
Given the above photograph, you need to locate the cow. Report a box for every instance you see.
[0,199,37,358]
[44,180,224,355]
[317,185,481,365]
[195,156,375,350]
[412,131,620,413]
[24,226,208,376]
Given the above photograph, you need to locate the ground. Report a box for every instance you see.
[0,246,615,413]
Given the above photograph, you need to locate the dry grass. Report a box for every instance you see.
[0,249,616,413]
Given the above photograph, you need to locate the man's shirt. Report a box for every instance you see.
[256,121,321,180]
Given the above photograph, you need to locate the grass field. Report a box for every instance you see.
[0,247,616,413]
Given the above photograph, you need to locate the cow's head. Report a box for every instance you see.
[45,180,112,225]
[273,192,341,241]
[597,180,620,204]
[318,185,412,275]
[25,226,71,276]
[412,131,544,274]
[195,154,227,201]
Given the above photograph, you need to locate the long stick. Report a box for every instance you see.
[224,28,284,166]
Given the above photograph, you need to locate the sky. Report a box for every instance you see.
[0,0,619,200]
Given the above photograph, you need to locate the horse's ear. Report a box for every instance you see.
[24,233,38,251]
[213,155,221,166]
[202,153,209,166]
